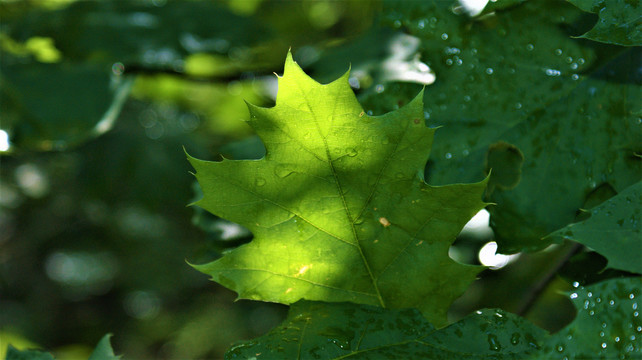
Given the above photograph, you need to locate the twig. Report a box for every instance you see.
[516,241,584,316]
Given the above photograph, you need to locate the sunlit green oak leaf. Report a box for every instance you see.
[226,302,545,359]
[547,181,642,274]
[568,0,642,46]
[188,52,487,326]
[533,277,642,359]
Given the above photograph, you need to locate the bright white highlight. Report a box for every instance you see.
[478,241,519,270]
[463,209,490,232]
[382,34,436,85]
[0,130,10,152]
[459,0,490,16]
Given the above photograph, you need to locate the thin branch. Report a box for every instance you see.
[516,241,584,316]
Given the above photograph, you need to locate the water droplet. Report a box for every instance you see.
[545,68,561,76]
[555,48,563,56]
[588,292,593,297]
[565,56,573,63]
[515,102,522,109]
[572,74,579,80]
[630,294,635,299]
[445,152,452,159]
[375,84,385,93]
[570,293,578,299]
[275,166,294,178]
[572,281,580,288]
[616,337,621,342]
[346,148,358,157]
[526,44,534,51]
[486,68,494,75]
[255,178,266,186]
[393,20,402,28]
[446,58,453,65]
[418,19,426,29]
[570,63,578,70]
[441,33,449,40]
[609,300,615,306]
[637,326,642,332]
[510,333,520,345]
[600,331,605,337]
[602,343,607,349]
[487,334,501,351]
[633,303,638,310]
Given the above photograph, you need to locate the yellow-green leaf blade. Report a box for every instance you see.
[189,52,487,325]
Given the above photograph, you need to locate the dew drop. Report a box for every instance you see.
[602,343,607,349]
[555,48,562,55]
[526,44,534,51]
[375,84,385,93]
[346,148,358,157]
[441,33,449,40]
[572,74,579,80]
[609,300,615,306]
[557,345,564,352]
[275,166,294,178]
[486,68,494,75]
[487,334,501,351]
[570,293,578,299]
[510,333,520,345]
[572,281,580,288]
[445,152,452,159]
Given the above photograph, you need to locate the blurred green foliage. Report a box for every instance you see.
[0,0,639,359]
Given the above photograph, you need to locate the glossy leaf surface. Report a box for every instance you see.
[365,0,642,253]
[534,277,642,359]
[226,302,545,360]
[548,181,642,274]
[568,0,642,46]
[189,52,487,326]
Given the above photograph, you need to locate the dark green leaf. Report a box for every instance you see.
[548,181,642,274]
[568,0,642,46]
[87,334,120,360]
[226,302,545,359]
[5,346,54,360]
[367,0,641,253]
[534,277,642,359]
